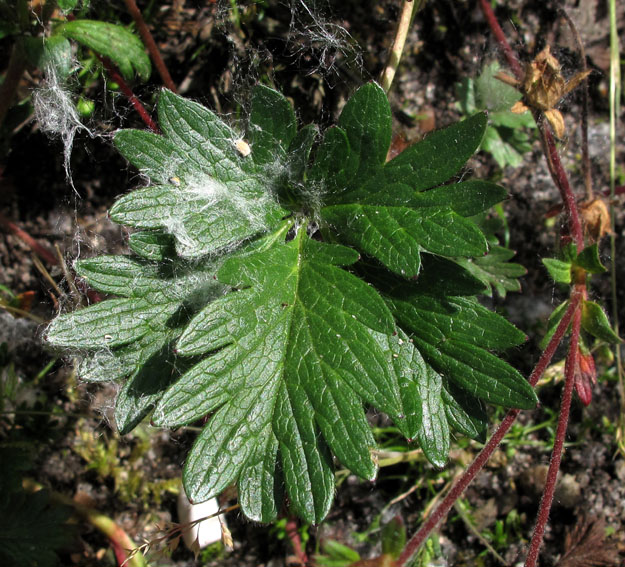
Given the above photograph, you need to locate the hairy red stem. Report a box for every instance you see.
[537,121,585,249]
[397,294,582,566]
[99,57,159,132]
[479,0,585,249]
[285,516,308,566]
[524,304,581,567]
[122,0,177,92]
[478,0,523,81]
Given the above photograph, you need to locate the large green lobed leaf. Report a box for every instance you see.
[45,82,532,524]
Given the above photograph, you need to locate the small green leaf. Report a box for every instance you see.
[581,300,622,344]
[474,62,522,112]
[416,339,537,409]
[57,0,79,12]
[481,124,531,169]
[454,246,525,297]
[307,126,351,196]
[387,293,534,409]
[46,298,157,348]
[390,294,526,351]
[542,257,572,284]
[320,540,361,563]
[574,244,607,274]
[56,20,151,81]
[21,35,74,79]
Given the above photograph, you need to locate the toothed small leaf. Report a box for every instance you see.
[540,300,570,349]
[387,293,535,409]
[543,257,572,284]
[247,84,297,165]
[321,199,487,278]
[383,112,487,190]
[407,180,507,217]
[574,244,607,274]
[454,245,525,297]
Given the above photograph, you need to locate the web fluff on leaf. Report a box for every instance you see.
[45,83,536,523]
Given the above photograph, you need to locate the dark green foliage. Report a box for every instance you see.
[45,82,534,522]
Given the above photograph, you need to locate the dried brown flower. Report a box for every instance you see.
[497,46,591,138]
[579,197,612,243]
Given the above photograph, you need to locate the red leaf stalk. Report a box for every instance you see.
[524,304,581,567]
[478,0,523,81]
[537,121,585,249]
[99,57,159,132]
[285,516,309,566]
[122,0,177,92]
[479,0,585,250]
[397,293,582,566]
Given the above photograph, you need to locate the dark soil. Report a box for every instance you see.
[1,1,625,566]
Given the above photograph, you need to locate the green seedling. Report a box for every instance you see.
[456,62,536,169]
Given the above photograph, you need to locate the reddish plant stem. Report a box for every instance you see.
[536,120,584,249]
[397,293,582,566]
[99,57,159,132]
[524,303,581,567]
[285,516,309,566]
[0,212,58,266]
[479,0,585,250]
[478,0,523,81]
[122,0,177,92]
